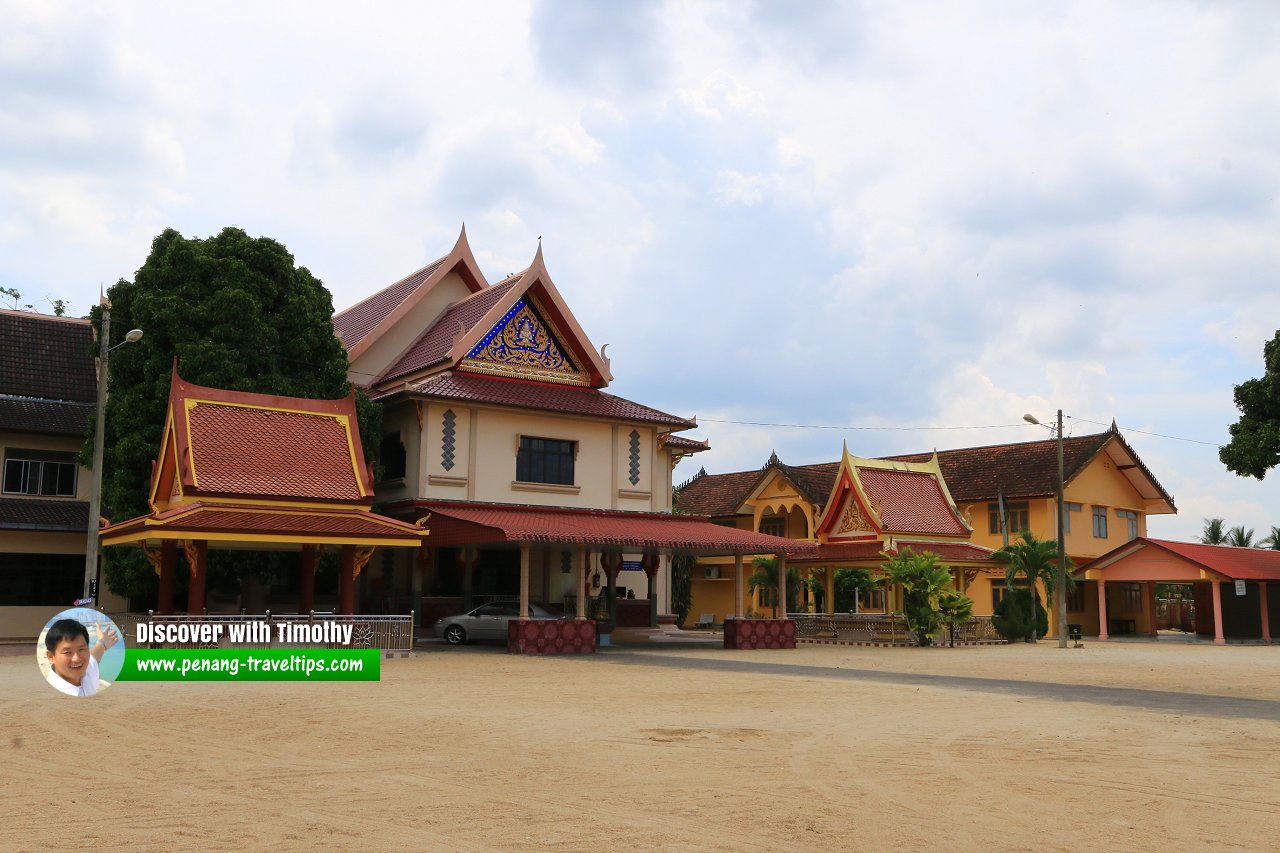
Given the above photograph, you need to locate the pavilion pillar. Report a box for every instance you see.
[519,543,531,619]
[298,544,318,614]
[642,551,660,628]
[601,552,621,626]
[1259,582,1271,643]
[1211,580,1226,645]
[825,566,835,615]
[157,540,176,615]
[459,547,477,610]
[733,554,745,618]
[574,546,587,620]
[186,540,208,615]
[776,554,787,619]
[1146,581,1159,638]
[338,545,355,615]
[1097,578,1109,640]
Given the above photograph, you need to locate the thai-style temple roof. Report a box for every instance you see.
[375,372,695,428]
[150,368,374,507]
[102,368,427,550]
[333,255,452,351]
[375,273,524,384]
[0,309,96,436]
[817,451,971,540]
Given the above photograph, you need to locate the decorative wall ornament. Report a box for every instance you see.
[461,297,589,386]
[628,430,641,486]
[837,498,873,534]
[441,409,456,471]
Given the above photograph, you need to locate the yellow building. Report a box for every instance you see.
[679,427,1176,637]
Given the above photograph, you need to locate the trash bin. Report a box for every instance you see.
[1068,624,1083,642]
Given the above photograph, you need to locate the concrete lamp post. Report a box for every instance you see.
[1023,410,1068,650]
[83,308,143,602]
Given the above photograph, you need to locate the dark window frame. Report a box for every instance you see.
[2,449,78,497]
[988,501,1030,536]
[1092,506,1109,539]
[516,436,577,486]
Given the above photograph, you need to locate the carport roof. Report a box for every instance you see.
[1082,538,1280,581]
[406,501,818,557]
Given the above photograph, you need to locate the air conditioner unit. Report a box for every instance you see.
[703,566,721,579]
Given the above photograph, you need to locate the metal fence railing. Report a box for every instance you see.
[107,611,414,657]
[789,613,1004,646]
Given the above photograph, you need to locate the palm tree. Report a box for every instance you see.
[746,557,799,617]
[1200,518,1227,545]
[1262,526,1280,550]
[991,530,1073,643]
[1226,525,1255,548]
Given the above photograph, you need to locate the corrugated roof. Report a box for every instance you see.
[382,371,695,428]
[332,256,447,349]
[377,274,522,384]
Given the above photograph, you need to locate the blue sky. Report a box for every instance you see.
[2,0,1277,541]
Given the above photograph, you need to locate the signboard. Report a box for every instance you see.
[1235,579,1246,596]
[621,560,642,572]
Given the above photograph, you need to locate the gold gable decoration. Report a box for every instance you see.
[461,297,589,386]
[837,497,874,535]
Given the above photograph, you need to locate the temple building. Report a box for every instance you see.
[679,426,1178,639]
[332,228,810,651]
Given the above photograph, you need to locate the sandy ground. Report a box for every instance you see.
[2,639,1278,852]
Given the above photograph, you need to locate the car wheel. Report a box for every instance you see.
[444,625,467,645]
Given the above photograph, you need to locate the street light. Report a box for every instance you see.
[83,308,143,602]
[1024,410,1068,649]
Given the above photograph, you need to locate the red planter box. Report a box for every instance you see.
[723,618,797,650]
[508,618,597,654]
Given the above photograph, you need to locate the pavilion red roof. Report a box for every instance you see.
[894,541,995,562]
[411,501,817,556]
[156,369,374,505]
[102,502,426,548]
[375,371,695,428]
[855,467,968,536]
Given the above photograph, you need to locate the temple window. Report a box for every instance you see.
[516,436,576,486]
[2,449,77,497]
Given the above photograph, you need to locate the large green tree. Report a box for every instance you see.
[1221,330,1280,479]
[85,227,381,602]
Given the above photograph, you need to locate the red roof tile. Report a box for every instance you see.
[377,273,522,383]
[380,371,695,428]
[414,501,817,556]
[0,498,90,532]
[186,403,365,500]
[894,541,995,562]
[333,256,447,349]
[663,434,709,451]
[102,502,425,545]
[675,469,758,517]
[856,467,968,536]
[802,541,885,562]
[1088,538,1280,581]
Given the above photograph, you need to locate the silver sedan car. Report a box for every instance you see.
[433,600,565,644]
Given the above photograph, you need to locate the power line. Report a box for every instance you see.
[699,418,1025,431]
[1070,416,1219,447]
